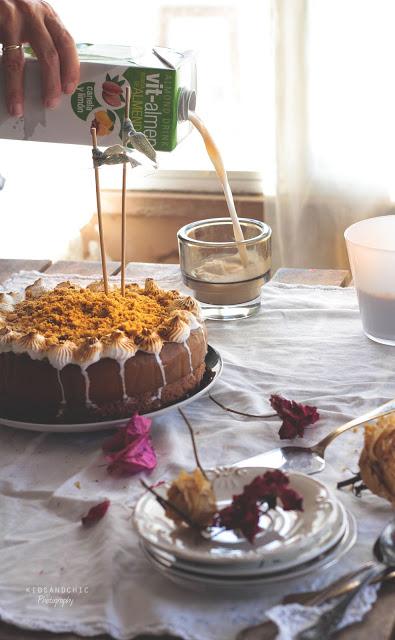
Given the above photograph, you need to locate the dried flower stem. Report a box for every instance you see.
[139,479,202,532]
[209,394,277,419]
[337,473,362,489]
[337,473,367,497]
[178,409,209,480]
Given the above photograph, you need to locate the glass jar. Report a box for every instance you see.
[177,218,271,320]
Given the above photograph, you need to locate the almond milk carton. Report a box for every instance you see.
[0,44,197,151]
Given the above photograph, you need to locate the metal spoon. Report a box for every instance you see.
[235,398,395,474]
[294,516,395,639]
[237,568,395,640]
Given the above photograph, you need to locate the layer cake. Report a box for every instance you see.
[0,278,207,423]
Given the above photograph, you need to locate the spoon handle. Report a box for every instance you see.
[313,399,395,456]
[295,564,385,640]
[236,563,375,640]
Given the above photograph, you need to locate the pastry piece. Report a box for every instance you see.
[359,415,395,504]
[166,469,217,528]
[0,278,207,423]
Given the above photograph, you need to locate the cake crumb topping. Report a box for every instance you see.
[4,281,180,346]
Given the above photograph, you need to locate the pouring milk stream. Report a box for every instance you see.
[188,112,248,268]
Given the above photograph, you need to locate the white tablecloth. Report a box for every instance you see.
[0,266,393,640]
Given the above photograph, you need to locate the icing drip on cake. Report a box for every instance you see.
[73,338,102,410]
[102,330,137,402]
[119,360,128,401]
[184,341,193,375]
[152,386,163,402]
[135,330,167,387]
[56,369,67,418]
[81,368,95,408]
[155,353,167,386]
[200,325,207,352]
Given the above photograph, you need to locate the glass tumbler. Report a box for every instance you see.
[177,218,271,320]
[345,214,395,345]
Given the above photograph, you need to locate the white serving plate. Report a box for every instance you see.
[134,467,346,570]
[140,510,357,593]
[143,499,347,577]
[0,345,222,433]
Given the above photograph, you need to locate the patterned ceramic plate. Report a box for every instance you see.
[134,467,346,570]
[140,510,356,592]
[142,500,347,576]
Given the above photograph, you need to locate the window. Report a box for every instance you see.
[0,1,273,259]
[308,0,395,193]
[53,0,274,182]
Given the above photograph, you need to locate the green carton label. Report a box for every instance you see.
[123,68,177,151]
[70,65,180,151]
[71,82,101,121]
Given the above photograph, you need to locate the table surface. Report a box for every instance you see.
[0,258,393,640]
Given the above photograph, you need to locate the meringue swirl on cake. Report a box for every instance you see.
[46,340,77,370]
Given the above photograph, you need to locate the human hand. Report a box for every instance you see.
[0,0,79,116]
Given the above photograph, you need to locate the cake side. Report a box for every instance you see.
[0,278,208,423]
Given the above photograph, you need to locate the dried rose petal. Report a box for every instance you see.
[279,487,304,511]
[102,413,157,476]
[216,496,261,543]
[215,470,303,542]
[270,394,319,440]
[243,470,289,502]
[81,499,110,526]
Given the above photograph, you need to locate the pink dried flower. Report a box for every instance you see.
[102,414,157,476]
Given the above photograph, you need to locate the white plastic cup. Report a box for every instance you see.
[345,215,395,345]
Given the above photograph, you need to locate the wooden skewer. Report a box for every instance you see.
[91,127,109,295]
[121,85,131,296]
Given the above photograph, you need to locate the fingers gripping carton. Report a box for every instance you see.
[0,44,197,151]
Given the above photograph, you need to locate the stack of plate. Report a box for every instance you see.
[133,467,356,592]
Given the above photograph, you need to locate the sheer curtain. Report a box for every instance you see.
[273,0,395,269]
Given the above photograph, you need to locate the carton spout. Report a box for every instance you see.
[178,88,197,122]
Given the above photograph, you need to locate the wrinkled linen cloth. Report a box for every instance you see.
[0,265,393,640]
